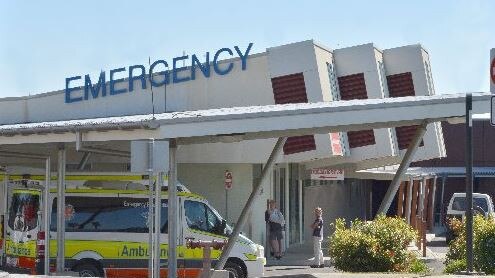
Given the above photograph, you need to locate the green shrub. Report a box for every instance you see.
[445,215,495,274]
[444,259,467,274]
[329,215,419,272]
[407,256,430,274]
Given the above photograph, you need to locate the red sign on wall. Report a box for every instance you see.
[310,168,345,181]
[224,170,233,190]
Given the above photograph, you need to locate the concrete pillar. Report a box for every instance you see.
[168,140,177,278]
[43,157,51,275]
[56,146,66,273]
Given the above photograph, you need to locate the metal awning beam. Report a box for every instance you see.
[215,137,287,271]
[0,93,490,146]
[376,120,429,215]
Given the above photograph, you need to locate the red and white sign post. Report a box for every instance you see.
[224,170,233,190]
[224,170,232,220]
[310,168,345,181]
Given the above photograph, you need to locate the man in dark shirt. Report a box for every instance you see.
[266,200,285,259]
[310,207,324,268]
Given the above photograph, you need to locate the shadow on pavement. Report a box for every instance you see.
[266,267,309,271]
[427,239,447,247]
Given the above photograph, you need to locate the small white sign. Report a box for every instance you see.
[310,168,344,181]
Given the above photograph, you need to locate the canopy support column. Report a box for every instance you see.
[1,172,8,267]
[153,171,163,278]
[465,93,474,272]
[1,172,7,215]
[377,121,428,216]
[56,146,66,273]
[44,157,51,275]
[147,139,155,278]
[215,137,287,271]
[168,139,178,278]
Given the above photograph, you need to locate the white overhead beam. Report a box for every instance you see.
[0,130,159,145]
[0,93,490,146]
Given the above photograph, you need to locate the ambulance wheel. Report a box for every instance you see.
[224,261,245,278]
[75,262,102,277]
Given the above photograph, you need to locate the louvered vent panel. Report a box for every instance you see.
[347,130,376,148]
[387,72,415,97]
[337,73,368,100]
[271,73,315,154]
[387,72,423,149]
[337,73,375,147]
[271,73,309,104]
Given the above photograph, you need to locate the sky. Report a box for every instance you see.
[0,0,494,97]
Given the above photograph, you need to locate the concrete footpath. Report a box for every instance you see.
[0,236,484,277]
[306,274,492,278]
[1,269,494,278]
[0,274,59,277]
[263,236,494,277]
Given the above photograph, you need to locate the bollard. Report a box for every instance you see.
[186,239,227,278]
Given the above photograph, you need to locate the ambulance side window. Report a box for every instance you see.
[205,205,223,235]
[51,197,168,233]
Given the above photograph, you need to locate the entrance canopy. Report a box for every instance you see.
[0,93,490,146]
[0,92,491,278]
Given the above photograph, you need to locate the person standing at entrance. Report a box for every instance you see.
[267,200,285,259]
[311,207,324,268]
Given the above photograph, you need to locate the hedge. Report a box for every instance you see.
[445,215,495,274]
[329,215,427,273]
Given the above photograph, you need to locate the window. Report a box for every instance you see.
[51,196,168,233]
[452,197,488,213]
[8,192,40,232]
[185,200,225,236]
[184,200,207,231]
[206,206,223,235]
[326,62,340,101]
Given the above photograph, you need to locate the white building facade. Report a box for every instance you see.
[0,40,445,248]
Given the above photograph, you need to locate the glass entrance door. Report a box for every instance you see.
[288,163,301,245]
[273,166,287,251]
[272,164,302,249]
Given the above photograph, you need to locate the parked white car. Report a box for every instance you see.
[445,193,495,243]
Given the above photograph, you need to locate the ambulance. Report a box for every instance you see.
[1,174,265,278]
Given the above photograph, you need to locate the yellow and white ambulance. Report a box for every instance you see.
[1,174,265,278]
